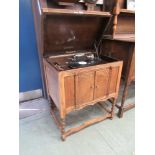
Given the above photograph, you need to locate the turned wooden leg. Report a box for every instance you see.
[118,81,130,118]
[110,98,117,119]
[61,118,66,141]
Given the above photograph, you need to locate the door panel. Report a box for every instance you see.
[64,75,75,109]
[76,71,95,106]
[94,68,110,99]
[109,67,119,94]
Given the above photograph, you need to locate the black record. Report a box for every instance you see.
[68,57,102,69]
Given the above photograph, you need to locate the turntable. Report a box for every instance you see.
[67,53,102,68]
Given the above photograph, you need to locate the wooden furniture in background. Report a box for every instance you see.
[101,39,135,118]
[101,0,135,117]
[32,0,123,140]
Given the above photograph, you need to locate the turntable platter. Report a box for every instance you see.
[68,58,102,69]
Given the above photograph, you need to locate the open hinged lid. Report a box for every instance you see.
[43,14,111,57]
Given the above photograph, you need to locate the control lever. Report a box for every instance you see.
[53,62,64,71]
[94,41,99,59]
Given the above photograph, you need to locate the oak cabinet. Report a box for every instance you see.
[43,56,123,141]
[44,58,122,115]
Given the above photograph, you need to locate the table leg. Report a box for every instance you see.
[111,98,117,119]
[61,118,66,141]
[118,80,130,118]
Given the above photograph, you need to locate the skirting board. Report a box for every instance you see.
[19,89,43,102]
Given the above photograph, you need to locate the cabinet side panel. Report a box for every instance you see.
[45,66,60,109]
[32,0,47,97]
[32,0,41,48]
[64,76,75,110]
[109,66,119,94]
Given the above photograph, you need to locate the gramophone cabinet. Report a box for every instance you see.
[32,0,123,140]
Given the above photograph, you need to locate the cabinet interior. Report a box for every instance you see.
[46,52,119,71]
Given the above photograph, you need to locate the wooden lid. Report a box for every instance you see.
[43,14,110,56]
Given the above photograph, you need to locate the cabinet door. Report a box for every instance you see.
[94,68,110,99]
[76,71,95,107]
[64,75,75,110]
[109,66,119,94]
